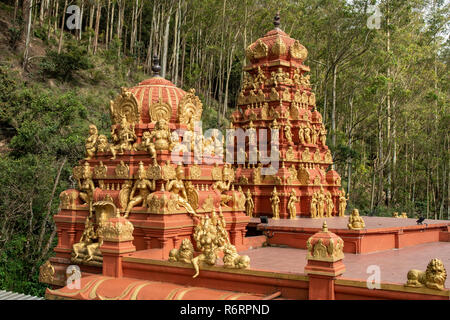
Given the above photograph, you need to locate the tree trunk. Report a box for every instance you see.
[161,8,171,79]
[22,0,33,70]
[93,0,101,54]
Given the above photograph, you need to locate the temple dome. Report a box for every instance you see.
[245,27,308,64]
[110,75,203,127]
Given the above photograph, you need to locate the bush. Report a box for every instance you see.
[39,40,93,81]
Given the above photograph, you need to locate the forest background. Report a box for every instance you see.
[0,0,448,296]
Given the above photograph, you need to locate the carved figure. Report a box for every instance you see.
[288,190,299,219]
[168,238,194,264]
[124,162,156,217]
[245,189,255,218]
[270,187,280,220]
[85,124,98,159]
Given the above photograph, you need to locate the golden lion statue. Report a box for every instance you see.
[168,238,194,264]
[405,258,447,291]
[222,243,250,269]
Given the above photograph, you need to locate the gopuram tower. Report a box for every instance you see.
[231,14,345,219]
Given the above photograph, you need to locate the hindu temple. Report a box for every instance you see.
[38,14,449,301]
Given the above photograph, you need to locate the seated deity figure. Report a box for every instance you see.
[85,124,98,159]
[124,162,156,217]
[96,134,117,159]
[111,115,137,155]
[135,131,156,158]
[288,190,299,219]
[166,165,200,218]
[78,162,95,216]
[149,119,173,151]
[72,217,96,260]
[347,209,365,230]
[85,226,103,262]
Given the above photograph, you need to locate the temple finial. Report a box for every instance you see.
[152,55,161,77]
[322,221,328,232]
[273,11,280,29]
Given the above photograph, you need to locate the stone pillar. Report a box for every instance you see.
[304,221,345,300]
[100,217,136,278]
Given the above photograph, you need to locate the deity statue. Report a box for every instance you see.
[111,115,137,155]
[124,162,156,217]
[271,67,290,87]
[298,126,305,144]
[96,134,117,159]
[77,162,95,216]
[149,119,173,151]
[270,187,280,220]
[166,165,200,218]
[310,194,318,218]
[287,190,299,219]
[284,121,293,145]
[311,127,319,145]
[245,189,254,218]
[135,131,156,158]
[393,212,399,218]
[72,217,103,264]
[338,189,349,217]
[347,209,365,230]
[317,189,325,218]
[325,193,334,217]
[319,124,327,146]
[72,217,96,261]
[85,124,98,160]
[304,125,312,144]
[401,212,408,218]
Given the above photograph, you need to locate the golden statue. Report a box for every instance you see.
[96,134,117,159]
[287,190,299,219]
[310,194,318,218]
[317,189,325,218]
[405,258,447,291]
[77,162,95,216]
[304,125,312,144]
[338,189,348,217]
[270,187,280,220]
[325,193,334,217]
[284,121,293,144]
[401,212,408,218]
[72,216,103,265]
[111,115,137,155]
[319,124,327,146]
[166,165,199,217]
[393,212,399,218]
[298,126,305,144]
[223,243,250,269]
[178,209,249,278]
[347,209,365,230]
[245,189,254,218]
[149,119,173,151]
[85,124,98,159]
[168,238,194,264]
[124,162,156,217]
[135,131,156,158]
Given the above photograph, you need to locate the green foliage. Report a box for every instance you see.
[39,40,93,81]
[7,26,22,50]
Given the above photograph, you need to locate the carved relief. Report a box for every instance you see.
[178,88,203,125]
[109,87,140,126]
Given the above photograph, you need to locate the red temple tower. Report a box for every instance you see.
[231,14,343,219]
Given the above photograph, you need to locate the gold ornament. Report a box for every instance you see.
[149,97,172,123]
[102,219,134,242]
[189,164,202,179]
[124,162,155,217]
[169,238,194,264]
[178,88,203,125]
[110,87,140,126]
[290,40,308,60]
[94,161,107,178]
[115,161,129,178]
[271,36,287,56]
[85,124,98,159]
[39,260,55,284]
[246,39,268,61]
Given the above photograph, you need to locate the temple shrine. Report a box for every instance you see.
[231,13,343,220]
[38,14,449,301]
